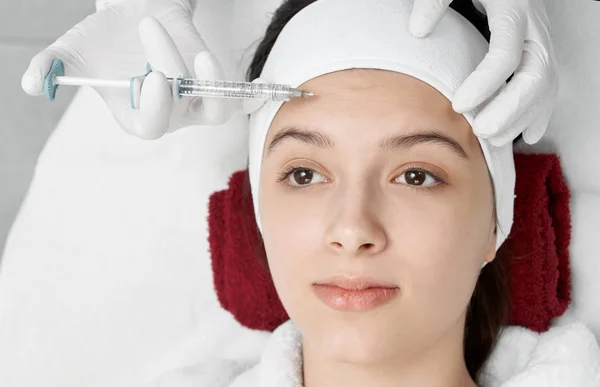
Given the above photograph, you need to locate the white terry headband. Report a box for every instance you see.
[248,0,516,252]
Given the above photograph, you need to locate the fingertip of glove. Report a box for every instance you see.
[452,91,477,114]
[471,120,496,141]
[408,0,451,38]
[194,51,223,80]
[134,120,167,141]
[195,50,217,64]
[21,53,55,96]
[522,130,543,146]
[471,107,505,139]
[488,136,508,148]
[408,18,430,38]
[452,101,469,115]
[138,16,160,36]
[21,74,43,96]
[135,73,172,140]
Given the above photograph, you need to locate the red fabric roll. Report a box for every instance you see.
[504,153,571,332]
[208,172,287,332]
[208,153,571,333]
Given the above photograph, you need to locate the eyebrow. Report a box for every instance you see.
[265,126,469,160]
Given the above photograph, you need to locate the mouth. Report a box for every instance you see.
[312,275,400,311]
[313,275,398,290]
[312,284,399,311]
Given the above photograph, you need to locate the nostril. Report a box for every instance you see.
[361,243,375,251]
[330,242,377,251]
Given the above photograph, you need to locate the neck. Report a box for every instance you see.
[302,315,477,387]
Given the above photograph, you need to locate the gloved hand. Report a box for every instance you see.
[409,0,558,147]
[21,0,235,140]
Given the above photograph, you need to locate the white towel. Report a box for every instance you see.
[480,322,600,386]
[215,320,600,387]
[550,191,600,340]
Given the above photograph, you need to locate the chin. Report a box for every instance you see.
[305,315,401,364]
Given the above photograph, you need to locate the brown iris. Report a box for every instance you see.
[404,170,426,186]
[293,169,314,185]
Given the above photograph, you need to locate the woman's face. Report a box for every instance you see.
[259,69,497,364]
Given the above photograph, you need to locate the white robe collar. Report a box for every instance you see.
[233,320,600,387]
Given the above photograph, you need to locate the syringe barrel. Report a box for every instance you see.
[178,80,293,101]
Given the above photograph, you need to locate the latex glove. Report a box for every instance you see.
[409,0,558,147]
[21,0,235,140]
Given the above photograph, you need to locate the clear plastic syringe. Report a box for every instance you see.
[177,79,314,101]
[43,59,314,105]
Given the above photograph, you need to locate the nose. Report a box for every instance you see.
[325,185,387,256]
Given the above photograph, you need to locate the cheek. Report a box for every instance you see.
[259,180,326,314]
[387,181,493,320]
[260,183,326,258]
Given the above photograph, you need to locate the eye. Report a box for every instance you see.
[394,168,442,188]
[279,167,327,187]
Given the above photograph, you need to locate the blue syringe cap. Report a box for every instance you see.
[43,58,65,101]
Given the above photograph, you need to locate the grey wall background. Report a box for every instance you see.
[0,0,96,256]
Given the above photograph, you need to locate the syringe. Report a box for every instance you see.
[43,59,314,109]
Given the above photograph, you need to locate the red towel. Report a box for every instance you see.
[208,153,571,333]
[208,172,288,332]
[504,153,571,332]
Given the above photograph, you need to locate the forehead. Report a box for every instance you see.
[270,69,475,147]
[302,69,445,98]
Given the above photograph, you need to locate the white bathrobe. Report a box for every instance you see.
[223,320,600,387]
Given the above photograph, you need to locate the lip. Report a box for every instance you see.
[312,275,399,311]
[314,275,398,290]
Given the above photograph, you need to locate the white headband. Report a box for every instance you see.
[248,0,515,252]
